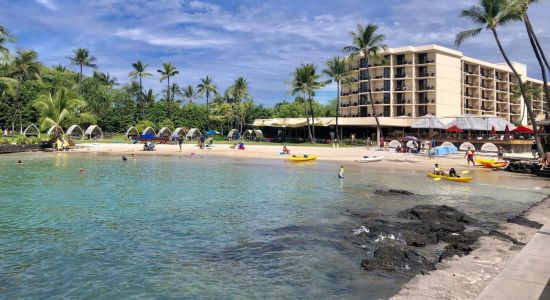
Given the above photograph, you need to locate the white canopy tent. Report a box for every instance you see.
[47,125,64,137]
[186,128,201,140]
[158,127,172,138]
[446,115,516,131]
[23,124,40,137]
[126,126,140,139]
[411,114,448,129]
[227,129,239,140]
[66,125,84,139]
[142,127,156,136]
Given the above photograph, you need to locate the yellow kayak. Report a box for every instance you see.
[475,157,496,165]
[427,173,474,183]
[287,155,317,162]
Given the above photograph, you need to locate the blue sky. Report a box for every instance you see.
[1,0,549,106]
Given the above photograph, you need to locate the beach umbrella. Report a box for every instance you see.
[403,135,418,141]
[490,126,496,134]
[504,124,510,135]
[512,125,534,134]
[447,125,464,133]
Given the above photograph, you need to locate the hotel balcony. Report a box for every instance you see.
[416,52,436,65]
[394,86,412,92]
[464,79,479,86]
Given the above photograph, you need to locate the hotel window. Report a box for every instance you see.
[383,106,390,117]
[360,58,367,68]
[383,67,390,78]
[360,82,369,93]
[418,53,428,64]
[383,93,390,104]
[383,80,391,91]
[360,106,369,117]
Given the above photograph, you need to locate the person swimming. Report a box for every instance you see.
[17,160,22,165]
[122,156,128,161]
[338,165,344,179]
[79,168,85,174]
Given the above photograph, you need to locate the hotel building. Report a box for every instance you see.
[340,44,548,125]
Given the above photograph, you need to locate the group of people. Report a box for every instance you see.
[433,163,460,177]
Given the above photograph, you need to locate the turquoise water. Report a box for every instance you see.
[0,153,547,299]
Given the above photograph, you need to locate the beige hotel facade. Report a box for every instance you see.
[340,44,548,126]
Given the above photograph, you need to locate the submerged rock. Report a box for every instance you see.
[397,205,474,224]
[507,216,543,229]
[374,189,415,196]
[361,246,435,273]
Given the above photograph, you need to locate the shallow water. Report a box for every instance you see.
[0,153,547,299]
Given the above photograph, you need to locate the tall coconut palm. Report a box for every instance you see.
[183,84,200,104]
[157,62,179,117]
[511,0,550,115]
[323,57,350,142]
[68,48,97,84]
[290,64,323,142]
[197,76,218,114]
[93,70,117,86]
[230,77,250,132]
[33,88,95,133]
[9,50,42,133]
[129,60,152,94]
[456,0,544,157]
[143,88,156,107]
[53,64,67,72]
[343,24,388,146]
[0,25,16,61]
[162,83,183,105]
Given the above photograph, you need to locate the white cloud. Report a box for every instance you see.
[35,0,57,10]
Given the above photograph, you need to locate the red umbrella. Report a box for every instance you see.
[512,125,534,134]
[504,124,510,135]
[490,126,496,134]
[447,125,464,133]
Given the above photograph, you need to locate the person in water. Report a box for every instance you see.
[17,160,22,165]
[338,165,344,179]
[465,147,476,166]
[448,168,460,177]
[122,156,128,161]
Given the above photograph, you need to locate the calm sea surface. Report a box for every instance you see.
[0,153,547,299]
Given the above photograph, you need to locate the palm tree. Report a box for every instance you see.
[93,70,117,86]
[129,60,152,94]
[323,57,350,142]
[9,50,42,133]
[511,0,550,115]
[456,0,544,157]
[33,88,95,133]
[157,63,179,117]
[290,64,323,142]
[343,24,388,146]
[53,64,67,72]
[230,77,250,132]
[197,76,218,114]
[0,25,16,61]
[162,83,183,105]
[68,48,97,84]
[183,84,200,104]
[143,88,156,107]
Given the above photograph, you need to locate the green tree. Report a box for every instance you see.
[92,70,117,86]
[0,25,16,61]
[229,77,251,132]
[197,75,218,117]
[323,57,350,142]
[157,62,179,117]
[290,64,323,142]
[343,24,388,145]
[9,50,42,133]
[512,0,550,115]
[456,0,544,157]
[33,88,95,132]
[183,84,200,104]
[68,48,97,84]
[129,60,152,93]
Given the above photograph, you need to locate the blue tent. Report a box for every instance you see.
[206,130,219,135]
[431,145,458,156]
[141,133,155,139]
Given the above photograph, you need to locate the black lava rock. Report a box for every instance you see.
[361,246,435,273]
[507,216,543,229]
[397,205,474,224]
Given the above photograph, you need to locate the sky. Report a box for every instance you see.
[1,0,549,106]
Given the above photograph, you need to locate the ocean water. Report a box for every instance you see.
[0,153,547,299]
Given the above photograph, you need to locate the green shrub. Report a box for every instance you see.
[135,120,155,133]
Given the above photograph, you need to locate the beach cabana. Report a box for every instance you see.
[242,129,264,141]
[227,129,239,140]
[66,125,84,140]
[481,143,498,153]
[47,125,64,137]
[126,126,140,139]
[388,140,401,148]
[158,127,172,138]
[186,128,201,140]
[142,127,156,136]
[441,141,455,147]
[23,124,40,137]
[172,127,188,138]
[459,142,475,151]
[85,125,103,140]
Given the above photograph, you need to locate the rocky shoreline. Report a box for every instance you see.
[348,191,549,299]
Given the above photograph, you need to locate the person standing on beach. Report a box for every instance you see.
[178,135,184,152]
[465,147,476,166]
[531,141,538,159]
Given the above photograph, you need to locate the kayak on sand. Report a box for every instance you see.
[360,156,384,163]
[427,172,474,183]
